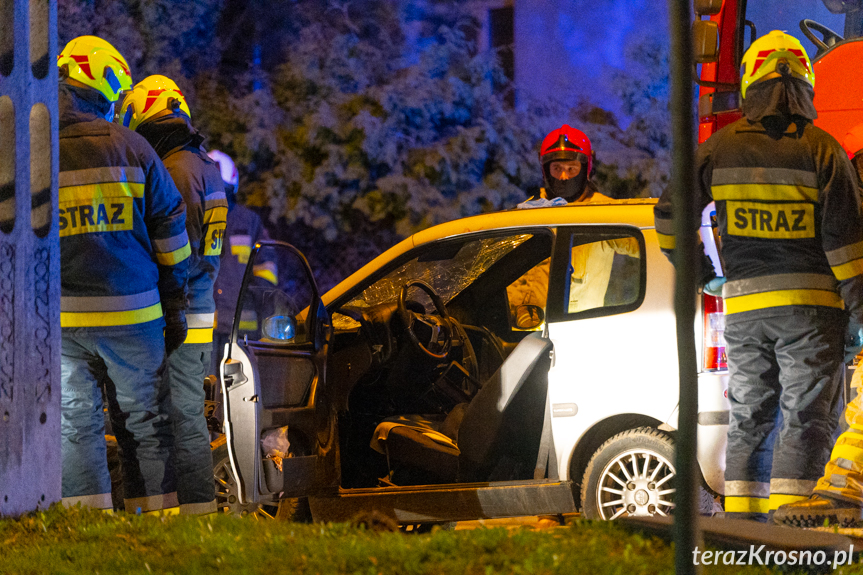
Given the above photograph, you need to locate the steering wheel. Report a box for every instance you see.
[397,280,453,360]
[800,19,843,54]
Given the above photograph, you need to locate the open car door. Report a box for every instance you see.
[220,240,334,509]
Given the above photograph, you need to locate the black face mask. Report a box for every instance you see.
[544,163,588,202]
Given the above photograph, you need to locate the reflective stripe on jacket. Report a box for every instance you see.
[162,146,228,343]
[158,136,228,344]
[654,115,863,321]
[58,84,190,330]
[136,115,228,343]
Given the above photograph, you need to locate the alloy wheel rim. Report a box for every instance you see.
[595,448,676,520]
[214,458,279,519]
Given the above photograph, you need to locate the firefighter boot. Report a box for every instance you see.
[772,494,863,528]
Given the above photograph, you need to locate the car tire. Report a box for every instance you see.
[580,426,717,520]
[212,437,311,522]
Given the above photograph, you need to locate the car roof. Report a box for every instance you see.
[323,198,659,305]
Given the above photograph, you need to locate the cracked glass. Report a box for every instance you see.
[332,233,534,330]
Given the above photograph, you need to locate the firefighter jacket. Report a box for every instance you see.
[58,82,190,331]
[654,112,863,324]
[508,192,638,316]
[137,116,228,344]
[213,203,276,334]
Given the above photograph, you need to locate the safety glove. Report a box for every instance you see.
[845,320,863,364]
[163,298,188,356]
[516,197,568,209]
[703,277,726,297]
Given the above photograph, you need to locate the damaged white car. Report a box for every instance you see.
[214,199,730,524]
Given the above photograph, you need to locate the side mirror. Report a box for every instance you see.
[262,315,296,342]
[693,0,723,16]
[693,20,719,64]
[514,305,545,330]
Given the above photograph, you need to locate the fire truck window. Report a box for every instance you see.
[743,4,843,53]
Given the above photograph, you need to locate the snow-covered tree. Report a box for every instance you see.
[573,35,673,199]
[57,0,671,288]
[192,3,550,287]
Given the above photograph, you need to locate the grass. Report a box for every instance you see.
[0,505,837,575]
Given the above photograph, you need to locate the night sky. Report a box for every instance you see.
[517,0,845,119]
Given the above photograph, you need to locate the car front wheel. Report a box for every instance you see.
[580,426,717,520]
[212,436,311,521]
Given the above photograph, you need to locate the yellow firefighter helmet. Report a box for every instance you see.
[740,30,814,98]
[118,74,191,132]
[57,36,133,103]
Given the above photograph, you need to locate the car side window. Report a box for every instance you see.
[234,244,317,345]
[331,232,560,336]
[548,227,645,322]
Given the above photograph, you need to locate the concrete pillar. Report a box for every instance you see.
[0,0,61,516]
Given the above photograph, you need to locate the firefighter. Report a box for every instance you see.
[509,126,638,320]
[772,123,863,526]
[655,31,863,523]
[206,150,277,375]
[57,37,190,512]
[539,125,605,203]
[538,125,638,310]
[118,75,228,514]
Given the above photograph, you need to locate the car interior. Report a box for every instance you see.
[328,231,556,489]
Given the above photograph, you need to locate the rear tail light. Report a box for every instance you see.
[703,292,727,371]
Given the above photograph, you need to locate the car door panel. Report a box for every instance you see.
[220,343,260,504]
[544,226,680,480]
[222,241,334,505]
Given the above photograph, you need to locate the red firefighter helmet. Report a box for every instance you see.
[539,125,594,202]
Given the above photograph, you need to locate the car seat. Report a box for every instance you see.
[370,332,553,483]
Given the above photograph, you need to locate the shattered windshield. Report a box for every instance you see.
[332,233,534,329]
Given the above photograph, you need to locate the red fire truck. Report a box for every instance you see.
[694,0,863,145]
